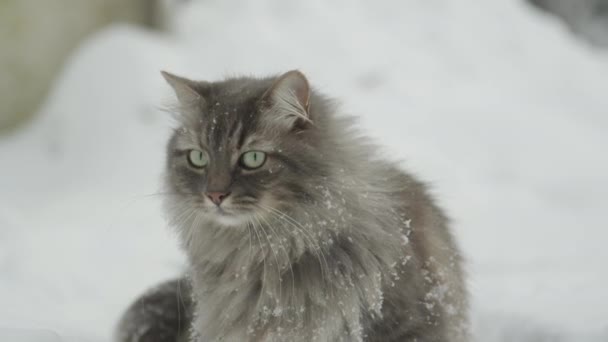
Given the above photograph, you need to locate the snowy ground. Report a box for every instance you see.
[1,0,607,341]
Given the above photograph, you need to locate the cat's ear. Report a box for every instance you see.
[161,71,205,106]
[261,70,312,129]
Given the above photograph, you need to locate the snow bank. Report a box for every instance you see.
[1,0,607,341]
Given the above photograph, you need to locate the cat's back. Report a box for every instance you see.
[371,166,469,341]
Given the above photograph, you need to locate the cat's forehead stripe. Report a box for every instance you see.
[202,109,252,152]
[208,115,225,148]
[227,118,241,141]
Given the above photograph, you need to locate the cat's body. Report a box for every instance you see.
[116,71,468,342]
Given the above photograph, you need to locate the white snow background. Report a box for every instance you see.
[1,0,607,341]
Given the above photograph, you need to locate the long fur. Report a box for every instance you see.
[116,71,469,342]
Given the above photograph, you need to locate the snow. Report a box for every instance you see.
[1,0,607,341]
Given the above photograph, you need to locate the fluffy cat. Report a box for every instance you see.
[116,70,469,342]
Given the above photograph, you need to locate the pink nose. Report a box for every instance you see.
[206,191,230,206]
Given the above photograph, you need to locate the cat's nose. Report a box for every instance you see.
[206,191,231,206]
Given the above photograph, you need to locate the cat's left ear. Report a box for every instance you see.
[161,71,205,107]
[261,70,312,129]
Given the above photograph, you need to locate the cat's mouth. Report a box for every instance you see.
[213,211,251,227]
[200,195,264,227]
[208,206,253,227]
[214,206,231,215]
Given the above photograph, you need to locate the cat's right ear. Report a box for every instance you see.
[161,71,205,107]
[260,70,313,130]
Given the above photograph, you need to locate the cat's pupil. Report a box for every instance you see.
[188,149,207,168]
[241,151,266,169]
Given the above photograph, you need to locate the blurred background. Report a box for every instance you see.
[1,0,607,341]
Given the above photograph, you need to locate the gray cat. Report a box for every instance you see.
[115,70,469,342]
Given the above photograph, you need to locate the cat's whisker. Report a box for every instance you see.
[103,191,189,232]
[260,207,323,255]
[172,204,198,231]
[256,204,319,249]
[210,222,254,338]
[183,207,202,249]
[134,191,184,198]
[255,212,297,320]
[248,220,268,314]
[256,204,330,288]
[245,218,254,267]
[326,180,411,194]
[169,205,193,226]
[180,210,195,247]
[256,205,315,252]
[253,215,281,276]
[257,204,327,256]
[252,214,286,329]
[191,208,203,232]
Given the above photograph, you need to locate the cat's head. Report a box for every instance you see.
[163,70,333,228]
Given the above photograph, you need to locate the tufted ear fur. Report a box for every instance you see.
[260,70,312,129]
[161,71,205,106]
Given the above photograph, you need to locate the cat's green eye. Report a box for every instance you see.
[240,151,266,170]
[187,149,208,168]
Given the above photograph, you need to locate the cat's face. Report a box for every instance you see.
[164,71,325,228]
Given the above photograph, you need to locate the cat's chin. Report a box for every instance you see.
[212,211,251,228]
